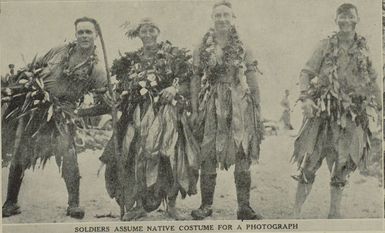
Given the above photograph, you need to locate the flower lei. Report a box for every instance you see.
[111,41,192,106]
[61,42,98,89]
[308,33,376,128]
[198,26,245,83]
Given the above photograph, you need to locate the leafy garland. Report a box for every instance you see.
[111,41,192,107]
[2,42,98,135]
[62,42,98,93]
[307,33,377,129]
[198,26,246,83]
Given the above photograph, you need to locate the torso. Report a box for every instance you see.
[42,44,101,103]
[317,34,371,95]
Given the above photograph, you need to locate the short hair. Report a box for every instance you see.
[212,0,236,18]
[213,0,232,10]
[336,3,358,16]
[74,17,100,33]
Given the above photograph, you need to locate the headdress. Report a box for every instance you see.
[123,17,160,39]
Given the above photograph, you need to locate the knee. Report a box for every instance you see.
[298,170,316,184]
[234,163,250,174]
[330,176,347,188]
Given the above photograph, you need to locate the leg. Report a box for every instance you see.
[191,158,217,220]
[166,185,185,220]
[2,118,25,217]
[121,158,147,221]
[2,159,23,217]
[327,159,354,219]
[293,152,323,218]
[234,149,262,220]
[293,170,315,218]
[62,141,84,219]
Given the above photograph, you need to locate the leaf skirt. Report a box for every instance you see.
[2,105,77,171]
[197,82,263,171]
[100,101,200,212]
[292,116,370,173]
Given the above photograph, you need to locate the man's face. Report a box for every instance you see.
[76,21,97,50]
[138,24,159,47]
[335,8,359,33]
[212,5,234,32]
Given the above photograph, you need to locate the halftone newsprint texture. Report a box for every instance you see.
[0,0,384,232]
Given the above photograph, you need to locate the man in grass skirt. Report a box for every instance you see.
[98,18,200,221]
[291,4,381,219]
[1,17,106,219]
[190,1,264,220]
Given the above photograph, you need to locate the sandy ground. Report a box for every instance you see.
[2,131,383,224]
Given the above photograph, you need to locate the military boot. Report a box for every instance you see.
[235,171,263,220]
[122,199,147,221]
[64,174,85,219]
[166,196,186,220]
[2,163,23,217]
[191,174,216,220]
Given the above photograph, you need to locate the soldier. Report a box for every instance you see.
[190,1,264,220]
[2,17,106,219]
[292,3,381,218]
[280,89,294,130]
[98,18,199,221]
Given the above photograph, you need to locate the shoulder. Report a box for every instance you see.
[304,37,330,62]
[161,40,189,57]
[316,35,335,52]
[39,43,69,64]
[355,34,370,50]
[309,38,329,53]
[50,42,76,57]
[111,50,139,71]
[47,43,70,54]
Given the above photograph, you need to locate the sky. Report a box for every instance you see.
[0,0,382,126]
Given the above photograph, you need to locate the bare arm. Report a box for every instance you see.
[191,47,202,113]
[244,47,260,106]
[299,40,327,98]
[366,53,381,108]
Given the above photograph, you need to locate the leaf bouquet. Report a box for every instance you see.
[111,41,193,111]
[1,57,79,169]
[2,56,77,135]
[306,75,378,132]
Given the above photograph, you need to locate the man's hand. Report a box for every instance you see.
[301,98,318,118]
[160,85,178,103]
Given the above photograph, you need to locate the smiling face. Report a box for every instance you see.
[335,8,359,33]
[138,24,159,47]
[212,4,234,32]
[75,21,97,50]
